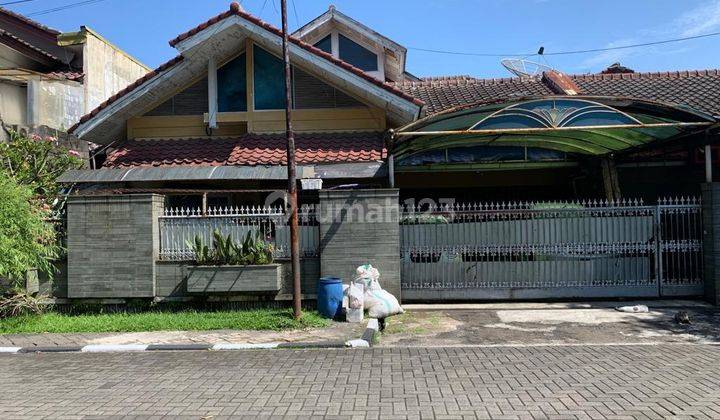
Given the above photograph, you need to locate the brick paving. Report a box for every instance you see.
[1,344,719,419]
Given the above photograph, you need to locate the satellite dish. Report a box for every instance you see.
[501,58,553,78]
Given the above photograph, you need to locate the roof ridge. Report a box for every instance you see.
[0,7,60,36]
[167,3,423,107]
[570,68,720,80]
[393,75,540,87]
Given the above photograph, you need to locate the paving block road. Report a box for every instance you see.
[1,344,719,419]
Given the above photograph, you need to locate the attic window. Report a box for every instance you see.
[253,45,287,110]
[218,53,247,112]
[314,35,332,54]
[338,34,378,72]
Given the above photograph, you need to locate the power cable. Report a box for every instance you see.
[26,0,110,17]
[407,30,720,57]
[0,0,37,6]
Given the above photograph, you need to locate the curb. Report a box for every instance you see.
[345,318,379,348]
[0,322,381,354]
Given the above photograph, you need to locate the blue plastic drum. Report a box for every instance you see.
[316,277,343,319]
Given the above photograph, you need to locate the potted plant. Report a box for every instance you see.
[184,229,281,293]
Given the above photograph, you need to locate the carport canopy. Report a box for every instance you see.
[391,96,718,166]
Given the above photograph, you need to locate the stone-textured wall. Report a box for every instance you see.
[318,189,401,299]
[67,194,163,298]
[702,183,720,305]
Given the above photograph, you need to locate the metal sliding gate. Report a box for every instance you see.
[400,198,703,301]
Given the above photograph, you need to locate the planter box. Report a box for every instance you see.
[185,264,281,293]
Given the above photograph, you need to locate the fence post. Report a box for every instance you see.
[701,183,720,304]
[66,194,165,298]
[654,204,664,297]
[318,189,402,300]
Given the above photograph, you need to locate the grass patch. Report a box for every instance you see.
[0,308,330,334]
[383,311,442,336]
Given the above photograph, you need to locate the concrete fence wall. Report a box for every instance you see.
[67,194,163,298]
[64,190,401,302]
[318,189,401,299]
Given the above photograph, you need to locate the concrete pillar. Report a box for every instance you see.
[66,194,164,298]
[318,189,401,300]
[701,183,720,304]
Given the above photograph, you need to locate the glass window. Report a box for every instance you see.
[338,34,378,72]
[253,45,287,110]
[217,53,247,112]
[314,35,332,54]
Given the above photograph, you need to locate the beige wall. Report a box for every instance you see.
[82,32,149,114]
[28,79,84,130]
[0,81,27,125]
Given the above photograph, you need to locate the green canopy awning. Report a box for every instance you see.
[391,96,718,167]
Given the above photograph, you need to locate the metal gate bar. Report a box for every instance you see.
[400,198,702,300]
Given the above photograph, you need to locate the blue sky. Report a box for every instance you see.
[7,0,720,78]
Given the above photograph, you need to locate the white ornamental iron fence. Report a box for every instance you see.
[159,204,319,261]
[399,197,703,296]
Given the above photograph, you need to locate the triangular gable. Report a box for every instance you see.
[71,3,422,143]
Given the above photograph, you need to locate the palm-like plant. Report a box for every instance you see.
[187,229,274,266]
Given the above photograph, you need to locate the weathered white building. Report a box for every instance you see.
[0,8,149,140]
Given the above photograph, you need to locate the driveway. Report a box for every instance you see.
[379,300,720,347]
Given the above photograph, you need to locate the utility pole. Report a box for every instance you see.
[281,0,302,319]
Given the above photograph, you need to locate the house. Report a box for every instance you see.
[57,3,720,303]
[0,7,149,148]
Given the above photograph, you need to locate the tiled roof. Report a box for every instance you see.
[0,7,60,35]
[103,132,386,168]
[169,2,423,107]
[46,71,84,81]
[395,69,720,116]
[392,76,554,114]
[0,28,60,62]
[570,70,720,116]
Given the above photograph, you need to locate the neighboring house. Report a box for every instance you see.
[56,3,720,303]
[0,7,149,143]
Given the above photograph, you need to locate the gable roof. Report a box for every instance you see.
[168,3,421,106]
[392,69,720,117]
[70,3,422,141]
[103,132,385,168]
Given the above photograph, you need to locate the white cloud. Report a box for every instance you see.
[675,0,720,37]
[575,1,720,72]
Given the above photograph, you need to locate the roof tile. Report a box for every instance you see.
[103,132,386,168]
[392,76,554,114]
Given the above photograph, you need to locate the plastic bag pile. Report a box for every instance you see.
[344,263,403,322]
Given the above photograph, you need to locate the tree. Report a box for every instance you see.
[0,131,83,285]
[0,170,59,285]
[0,131,84,215]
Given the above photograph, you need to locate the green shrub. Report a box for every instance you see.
[0,171,59,285]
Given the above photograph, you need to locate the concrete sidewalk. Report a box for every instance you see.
[0,320,366,349]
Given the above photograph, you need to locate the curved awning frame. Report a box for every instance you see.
[391,96,719,161]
